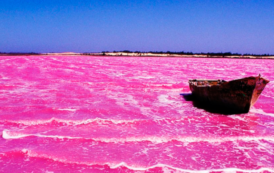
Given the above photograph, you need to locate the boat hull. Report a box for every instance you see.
[189,76,269,113]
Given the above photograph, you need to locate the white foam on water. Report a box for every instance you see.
[0,117,149,126]
[2,130,29,139]
[2,130,82,140]
[45,171,54,173]
[19,149,273,172]
[3,130,274,144]
[57,108,77,112]
[157,94,185,112]
[1,76,10,80]
[107,91,157,117]
[108,92,139,106]
[148,84,173,87]
[133,76,155,79]
[158,95,175,105]
[228,115,247,121]
[250,108,274,117]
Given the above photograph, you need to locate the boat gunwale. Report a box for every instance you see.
[189,76,269,87]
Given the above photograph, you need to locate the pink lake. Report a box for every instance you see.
[0,56,274,172]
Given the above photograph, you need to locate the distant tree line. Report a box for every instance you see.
[98,50,274,56]
[0,52,40,55]
[1,51,273,57]
[243,53,271,56]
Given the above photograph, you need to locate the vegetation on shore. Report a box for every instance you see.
[0,52,40,55]
[85,50,274,58]
[0,51,273,59]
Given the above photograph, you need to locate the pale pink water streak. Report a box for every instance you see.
[0,56,274,172]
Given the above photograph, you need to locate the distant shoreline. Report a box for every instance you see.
[0,52,273,59]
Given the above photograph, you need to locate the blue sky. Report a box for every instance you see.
[0,0,273,54]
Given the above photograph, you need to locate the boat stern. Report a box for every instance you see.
[250,75,270,107]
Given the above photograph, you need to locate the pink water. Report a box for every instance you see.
[0,56,274,172]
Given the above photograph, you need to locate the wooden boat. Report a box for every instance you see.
[189,75,269,113]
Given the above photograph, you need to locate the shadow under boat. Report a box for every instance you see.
[180,93,246,115]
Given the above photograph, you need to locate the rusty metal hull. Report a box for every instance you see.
[189,76,269,113]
